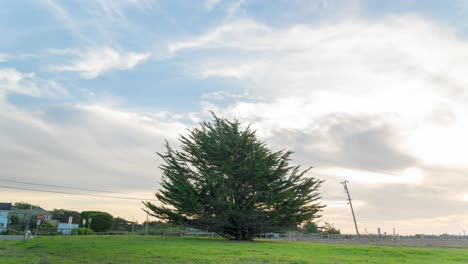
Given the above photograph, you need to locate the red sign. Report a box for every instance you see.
[37,214,45,221]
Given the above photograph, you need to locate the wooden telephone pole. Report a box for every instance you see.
[341,180,360,238]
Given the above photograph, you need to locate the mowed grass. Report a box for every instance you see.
[1,236,468,263]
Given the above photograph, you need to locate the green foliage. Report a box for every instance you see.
[320,222,341,234]
[12,202,40,209]
[71,228,94,235]
[144,221,184,232]
[144,114,324,240]
[51,209,82,224]
[112,217,132,231]
[303,221,319,234]
[7,213,56,234]
[37,220,57,231]
[8,214,20,226]
[81,211,114,232]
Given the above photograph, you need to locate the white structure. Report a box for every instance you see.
[0,203,12,233]
[57,223,79,235]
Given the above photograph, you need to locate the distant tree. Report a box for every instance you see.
[112,217,132,231]
[143,221,184,232]
[81,211,114,232]
[13,202,40,209]
[143,114,324,240]
[320,222,341,234]
[302,221,319,234]
[51,209,82,224]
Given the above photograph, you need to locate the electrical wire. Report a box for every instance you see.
[0,178,154,197]
[0,185,156,201]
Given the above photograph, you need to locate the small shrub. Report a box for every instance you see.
[71,228,94,235]
[48,231,63,236]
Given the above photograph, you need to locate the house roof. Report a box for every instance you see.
[0,203,12,211]
[10,208,51,215]
[57,223,79,229]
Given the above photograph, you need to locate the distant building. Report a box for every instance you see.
[57,223,79,235]
[9,207,53,221]
[0,203,12,233]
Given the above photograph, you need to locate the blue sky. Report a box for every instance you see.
[2,0,468,234]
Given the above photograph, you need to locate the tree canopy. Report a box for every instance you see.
[51,209,82,224]
[143,114,324,240]
[12,202,40,210]
[81,211,114,232]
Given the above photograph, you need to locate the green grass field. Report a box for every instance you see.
[1,236,467,263]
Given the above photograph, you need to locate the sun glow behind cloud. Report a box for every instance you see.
[316,167,424,184]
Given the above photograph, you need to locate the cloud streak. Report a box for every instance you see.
[0,68,66,99]
[49,47,150,79]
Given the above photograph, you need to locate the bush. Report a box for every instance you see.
[81,211,114,232]
[1,229,18,235]
[48,231,63,236]
[71,228,94,235]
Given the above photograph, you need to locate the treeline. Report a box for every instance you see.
[7,202,340,235]
[7,202,180,234]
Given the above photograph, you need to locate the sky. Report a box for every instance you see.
[1,0,468,235]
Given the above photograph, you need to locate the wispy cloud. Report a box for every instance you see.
[0,53,7,63]
[316,167,424,185]
[93,0,154,18]
[205,0,222,11]
[44,0,90,43]
[0,68,66,98]
[44,0,154,44]
[49,47,151,79]
[168,20,270,53]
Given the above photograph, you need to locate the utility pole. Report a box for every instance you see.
[145,212,149,236]
[24,205,33,241]
[341,180,360,238]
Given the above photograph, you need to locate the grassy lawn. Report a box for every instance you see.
[1,236,467,263]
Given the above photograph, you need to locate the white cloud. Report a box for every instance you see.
[44,0,154,45]
[316,167,424,184]
[49,47,151,79]
[164,15,468,234]
[0,53,7,62]
[171,16,468,168]
[0,68,66,98]
[0,102,186,221]
[205,0,222,11]
[168,20,270,53]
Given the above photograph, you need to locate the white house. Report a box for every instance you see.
[0,203,12,233]
[57,223,79,235]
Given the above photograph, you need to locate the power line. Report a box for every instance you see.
[0,185,157,201]
[0,178,154,197]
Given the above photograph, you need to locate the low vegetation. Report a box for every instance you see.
[1,236,467,263]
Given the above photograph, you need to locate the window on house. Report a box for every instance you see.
[19,214,23,217]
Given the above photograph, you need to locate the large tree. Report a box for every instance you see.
[143,115,324,240]
[80,211,114,232]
